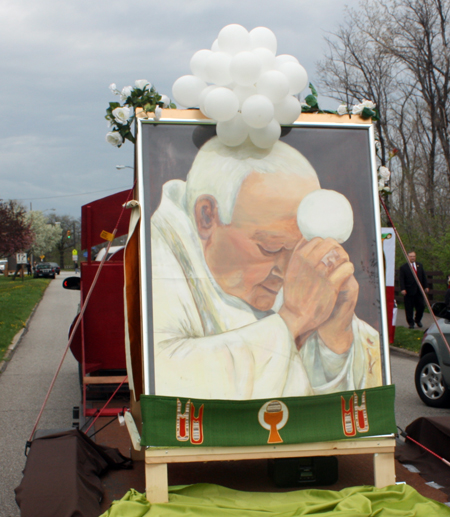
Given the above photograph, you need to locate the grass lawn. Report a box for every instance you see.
[393,326,423,353]
[0,275,50,362]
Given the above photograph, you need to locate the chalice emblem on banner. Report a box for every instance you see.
[258,400,289,443]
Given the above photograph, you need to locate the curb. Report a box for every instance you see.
[0,290,48,374]
[389,345,419,359]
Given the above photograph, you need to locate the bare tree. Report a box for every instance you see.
[318,0,450,269]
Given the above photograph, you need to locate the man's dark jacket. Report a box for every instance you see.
[399,262,428,295]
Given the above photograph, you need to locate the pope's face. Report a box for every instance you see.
[202,171,320,311]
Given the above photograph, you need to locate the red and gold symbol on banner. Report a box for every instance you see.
[176,399,205,444]
[190,402,204,444]
[354,392,369,433]
[341,392,369,437]
[341,395,356,436]
[258,400,289,444]
[176,398,190,442]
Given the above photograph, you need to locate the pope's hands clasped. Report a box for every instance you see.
[278,237,358,354]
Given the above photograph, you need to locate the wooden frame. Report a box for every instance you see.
[135,109,392,395]
[143,437,396,503]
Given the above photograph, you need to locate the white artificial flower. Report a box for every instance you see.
[361,99,376,110]
[154,106,162,120]
[379,166,391,180]
[135,79,150,91]
[337,104,348,116]
[105,131,123,147]
[120,86,133,102]
[112,106,131,125]
[352,103,364,115]
[109,83,120,95]
[159,94,170,108]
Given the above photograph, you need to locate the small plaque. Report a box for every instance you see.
[100,230,114,242]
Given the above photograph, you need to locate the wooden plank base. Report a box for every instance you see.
[144,438,396,504]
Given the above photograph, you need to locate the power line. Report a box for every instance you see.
[14,185,132,202]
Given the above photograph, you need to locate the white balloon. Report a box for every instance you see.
[172,75,207,107]
[278,62,308,95]
[233,85,257,107]
[216,113,249,147]
[252,47,276,74]
[211,39,220,52]
[274,96,302,124]
[275,54,299,68]
[190,49,213,82]
[249,26,277,54]
[230,51,262,86]
[199,85,218,117]
[248,119,281,148]
[256,70,289,103]
[218,24,250,55]
[241,94,274,128]
[205,51,232,86]
[297,189,354,243]
[204,87,239,122]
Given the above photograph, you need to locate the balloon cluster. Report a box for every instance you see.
[172,24,308,149]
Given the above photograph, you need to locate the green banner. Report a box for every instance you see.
[141,385,396,448]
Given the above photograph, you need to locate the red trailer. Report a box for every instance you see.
[67,189,132,416]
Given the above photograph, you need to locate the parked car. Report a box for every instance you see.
[0,259,7,274]
[415,302,450,408]
[33,263,56,279]
[49,262,61,275]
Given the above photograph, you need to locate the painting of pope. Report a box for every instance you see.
[149,133,382,400]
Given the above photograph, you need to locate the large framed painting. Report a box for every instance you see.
[135,110,390,398]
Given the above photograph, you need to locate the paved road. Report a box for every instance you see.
[0,272,80,517]
[391,301,450,431]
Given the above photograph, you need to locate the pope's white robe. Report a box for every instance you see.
[151,180,382,400]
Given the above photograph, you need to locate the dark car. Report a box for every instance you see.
[49,262,61,275]
[33,263,56,279]
[415,302,450,408]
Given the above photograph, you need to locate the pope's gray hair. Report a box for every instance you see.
[185,136,319,224]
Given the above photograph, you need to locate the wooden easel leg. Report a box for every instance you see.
[373,452,396,488]
[145,463,169,503]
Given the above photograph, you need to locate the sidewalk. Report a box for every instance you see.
[0,272,80,517]
[395,307,434,330]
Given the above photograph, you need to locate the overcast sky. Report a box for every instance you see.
[1,0,358,219]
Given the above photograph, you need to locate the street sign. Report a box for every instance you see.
[72,255,78,261]
[16,253,27,264]
[40,255,45,260]
[72,249,78,255]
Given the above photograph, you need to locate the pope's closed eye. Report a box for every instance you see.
[257,245,284,256]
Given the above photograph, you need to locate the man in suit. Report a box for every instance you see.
[400,251,429,328]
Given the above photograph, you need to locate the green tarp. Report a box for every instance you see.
[100,483,450,516]
[141,385,396,448]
